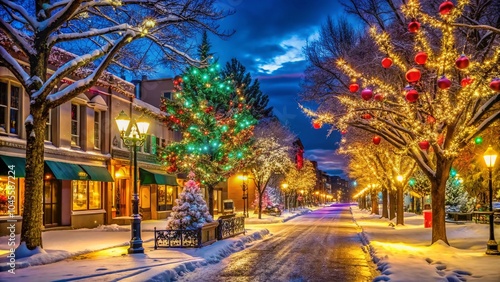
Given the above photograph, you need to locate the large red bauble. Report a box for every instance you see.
[373,136,381,145]
[361,88,373,100]
[437,76,452,90]
[408,20,420,33]
[405,89,419,103]
[381,57,393,68]
[414,52,428,65]
[374,93,384,101]
[361,113,372,120]
[461,77,473,87]
[439,1,454,15]
[405,68,421,83]
[349,83,359,93]
[490,78,500,92]
[418,140,430,150]
[313,121,322,129]
[426,115,436,124]
[455,55,469,70]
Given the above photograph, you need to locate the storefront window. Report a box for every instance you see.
[72,180,102,210]
[0,178,17,215]
[158,185,166,211]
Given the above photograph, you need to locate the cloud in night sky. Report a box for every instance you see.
[159,0,350,177]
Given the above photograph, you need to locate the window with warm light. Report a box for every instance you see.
[0,81,21,136]
[71,103,80,146]
[72,180,102,210]
[0,178,19,215]
[94,111,101,149]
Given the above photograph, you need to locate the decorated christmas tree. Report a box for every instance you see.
[160,36,256,215]
[166,171,213,230]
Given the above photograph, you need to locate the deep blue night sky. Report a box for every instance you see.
[160,0,353,177]
[210,0,351,177]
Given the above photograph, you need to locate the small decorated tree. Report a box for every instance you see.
[166,171,213,230]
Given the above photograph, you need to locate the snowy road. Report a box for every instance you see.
[178,204,378,282]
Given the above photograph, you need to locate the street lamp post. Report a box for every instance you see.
[239,173,249,218]
[282,183,289,211]
[483,145,499,255]
[115,110,150,254]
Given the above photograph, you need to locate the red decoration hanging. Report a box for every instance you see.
[418,140,430,150]
[437,135,444,145]
[349,82,359,93]
[405,89,419,103]
[361,113,372,120]
[461,77,473,87]
[414,52,428,65]
[341,130,347,135]
[439,1,454,16]
[490,78,500,92]
[381,57,393,68]
[437,76,452,90]
[374,93,384,101]
[455,55,469,70]
[426,115,436,124]
[312,121,322,129]
[372,136,381,145]
[408,19,421,33]
[204,106,214,113]
[361,88,373,101]
[405,68,421,83]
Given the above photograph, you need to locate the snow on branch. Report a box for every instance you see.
[48,23,132,46]
[0,46,30,86]
[0,1,37,30]
[0,18,35,56]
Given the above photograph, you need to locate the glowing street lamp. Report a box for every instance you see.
[282,183,289,210]
[483,145,499,255]
[238,172,249,218]
[115,110,150,254]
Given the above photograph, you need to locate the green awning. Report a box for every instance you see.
[139,168,177,186]
[80,165,114,182]
[0,155,26,177]
[45,161,89,180]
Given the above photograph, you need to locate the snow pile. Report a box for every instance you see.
[245,208,312,224]
[14,242,46,259]
[93,224,130,232]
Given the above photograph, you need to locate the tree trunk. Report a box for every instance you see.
[430,159,452,245]
[389,190,396,220]
[397,185,404,225]
[371,191,379,215]
[21,107,47,250]
[382,188,388,218]
[258,191,263,219]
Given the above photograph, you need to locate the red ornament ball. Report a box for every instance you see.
[405,89,419,103]
[381,57,393,68]
[405,68,421,83]
[341,130,347,135]
[414,52,428,65]
[426,115,436,124]
[349,83,359,93]
[408,20,421,33]
[490,78,500,92]
[312,121,322,129]
[439,1,454,16]
[361,113,372,120]
[373,136,381,145]
[461,77,474,87]
[455,55,469,70]
[418,140,430,150]
[361,88,373,101]
[437,76,452,90]
[374,93,384,101]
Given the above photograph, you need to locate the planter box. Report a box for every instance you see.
[200,221,219,246]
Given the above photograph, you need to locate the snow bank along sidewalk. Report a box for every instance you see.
[244,207,314,224]
[351,207,500,282]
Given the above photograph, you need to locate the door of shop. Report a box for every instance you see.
[116,179,127,216]
[43,180,61,227]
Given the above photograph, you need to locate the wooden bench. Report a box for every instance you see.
[447,212,473,222]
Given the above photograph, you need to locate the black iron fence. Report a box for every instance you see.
[217,215,245,240]
[154,228,202,249]
[154,215,245,249]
